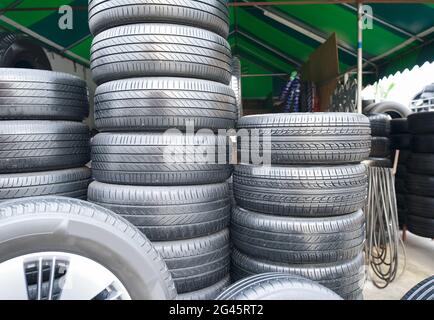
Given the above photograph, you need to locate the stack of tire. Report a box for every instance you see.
[231,113,371,300]
[406,112,434,238]
[390,118,411,228]
[367,114,391,164]
[87,0,237,299]
[0,68,91,202]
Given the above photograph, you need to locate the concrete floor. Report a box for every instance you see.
[364,232,434,300]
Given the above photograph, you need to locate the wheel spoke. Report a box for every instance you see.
[59,255,117,300]
[108,289,125,300]
[37,258,42,300]
[0,252,130,300]
[47,258,56,300]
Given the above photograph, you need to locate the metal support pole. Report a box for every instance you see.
[357,1,364,114]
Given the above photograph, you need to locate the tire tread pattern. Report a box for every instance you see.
[0,167,91,201]
[154,229,230,293]
[237,113,371,164]
[91,24,232,84]
[233,164,368,216]
[231,249,365,301]
[95,77,236,131]
[88,0,230,38]
[0,121,90,173]
[0,68,88,120]
[88,181,231,240]
[231,206,365,264]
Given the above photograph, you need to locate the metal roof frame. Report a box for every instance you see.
[0,0,432,100]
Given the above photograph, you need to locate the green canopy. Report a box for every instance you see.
[0,0,433,99]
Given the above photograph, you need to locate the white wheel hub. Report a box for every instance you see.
[0,252,131,300]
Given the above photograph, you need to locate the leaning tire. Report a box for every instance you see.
[408,112,434,134]
[0,33,51,70]
[91,24,232,85]
[364,101,412,119]
[0,168,91,201]
[402,276,434,300]
[88,181,231,241]
[0,197,176,300]
[233,164,368,217]
[0,121,90,173]
[0,69,89,121]
[94,77,237,131]
[88,0,229,38]
[91,132,232,185]
[153,229,230,294]
[237,113,371,165]
[177,276,231,300]
[231,249,364,301]
[231,206,365,264]
[217,273,342,300]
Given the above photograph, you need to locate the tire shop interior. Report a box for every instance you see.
[0,0,432,301]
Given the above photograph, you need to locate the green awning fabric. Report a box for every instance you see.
[0,0,433,99]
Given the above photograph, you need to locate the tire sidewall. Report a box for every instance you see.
[0,213,172,300]
[0,37,51,70]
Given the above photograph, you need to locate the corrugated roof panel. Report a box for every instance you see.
[0,0,431,100]
[369,3,434,35]
[4,0,75,27]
